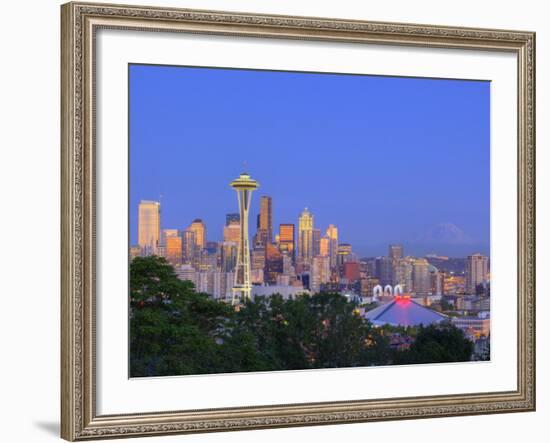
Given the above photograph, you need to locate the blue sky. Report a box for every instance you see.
[129,64,490,257]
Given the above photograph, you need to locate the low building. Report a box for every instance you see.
[252,285,309,300]
[451,315,490,340]
[364,295,448,327]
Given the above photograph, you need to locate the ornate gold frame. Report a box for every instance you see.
[61,1,536,440]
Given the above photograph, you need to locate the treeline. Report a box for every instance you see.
[130,256,473,377]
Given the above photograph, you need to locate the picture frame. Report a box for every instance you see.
[61,1,536,440]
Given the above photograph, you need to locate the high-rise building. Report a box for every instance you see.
[223,221,241,243]
[337,243,353,269]
[343,262,361,282]
[466,253,489,293]
[394,257,414,292]
[188,219,206,249]
[298,208,314,265]
[389,244,404,285]
[180,229,196,265]
[221,241,238,273]
[265,243,283,285]
[429,266,444,296]
[160,229,178,247]
[138,200,160,255]
[319,236,330,257]
[311,255,330,293]
[256,196,273,246]
[412,258,431,295]
[388,244,404,262]
[375,256,393,286]
[225,213,240,226]
[326,224,339,270]
[230,171,259,303]
[312,228,321,257]
[165,235,182,266]
[251,243,266,272]
[279,224,295,261]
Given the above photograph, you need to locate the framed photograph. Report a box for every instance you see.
[61,1,536,440]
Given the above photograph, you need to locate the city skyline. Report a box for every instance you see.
[129,64,490,257]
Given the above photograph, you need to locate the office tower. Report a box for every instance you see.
[298,208,314,265]
[230,171,259,304]
[265,243,283,285]
[337,243,353,269]
[466,253,489,293]
[430,267,444,296]
[412,258,431,295]
[311,255,330,293]
[221,241,238,272]
[282,252,295,278]
[137,200,160,255]
[165,235,183,266]
[180,229,196,265]
[188,219,206,249]
[256,196,273,246]
[319,236,330,257]
[223,221,241,243]
[160,229,178,247]
[251,243,266,272]
[375,256,393,287]
[279,224,295,261]
[394,258,414,292]
[389,244,404,285]
[343,262,360,282]
[388,244,404,262]
[312,228,321,257]
[225,213,240,226]
[326,224,339,270]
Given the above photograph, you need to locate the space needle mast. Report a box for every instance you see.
[229,169,259,305]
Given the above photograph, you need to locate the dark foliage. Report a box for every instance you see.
[130,256,474,377]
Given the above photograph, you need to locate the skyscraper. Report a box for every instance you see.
[466,253,489,293]
[138,200,160,255]
[223,221,241,243]
[412,258,431,295]
[298,208,314,265]
[389,244,404,262]
[160,229,178,247]
[312,228,321,257]
[265,243,283,285]
[230,171,259,304]
[319,236,330,257]
[225,213,240,226]
[256,196,273,246]
[188,219,206,249]
[337,243,353,269]
[326,224,339,270]
[389,244,404,285]
[165,235,182,266]
[221,241,238,273]
[375,256,393,287]
[311,255,330,293]
[180,229,196,265]
[394,257,414,292]
[279,224,295,261]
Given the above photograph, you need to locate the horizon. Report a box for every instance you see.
[129,64,490,258]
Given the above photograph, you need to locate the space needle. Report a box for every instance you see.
[230,170,259,305]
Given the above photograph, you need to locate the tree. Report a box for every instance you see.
[130,256,232,376]
[394,322,473,364]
